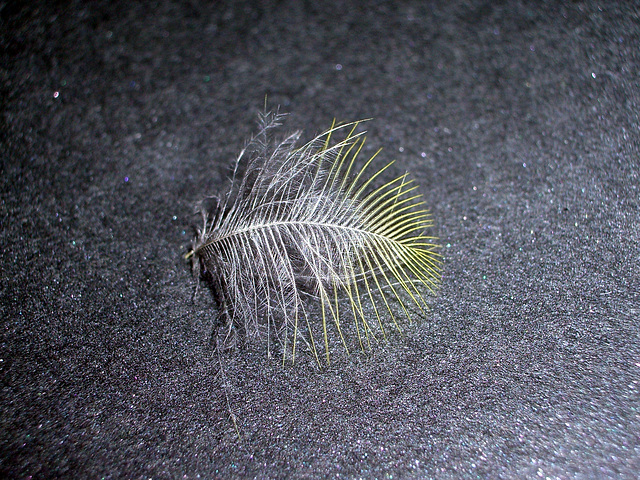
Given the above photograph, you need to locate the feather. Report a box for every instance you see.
[187,110,441,364]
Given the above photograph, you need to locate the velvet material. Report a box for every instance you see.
[2,1,638,478]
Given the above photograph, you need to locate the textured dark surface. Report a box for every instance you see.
[2,1,639,478]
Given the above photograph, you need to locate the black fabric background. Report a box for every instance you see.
[2,1,639,478]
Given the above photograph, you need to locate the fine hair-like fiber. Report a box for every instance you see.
[187,110,441,365]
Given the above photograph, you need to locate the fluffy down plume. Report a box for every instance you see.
[187,111,440,364]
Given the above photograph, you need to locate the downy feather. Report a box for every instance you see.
[187,110,441,364]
